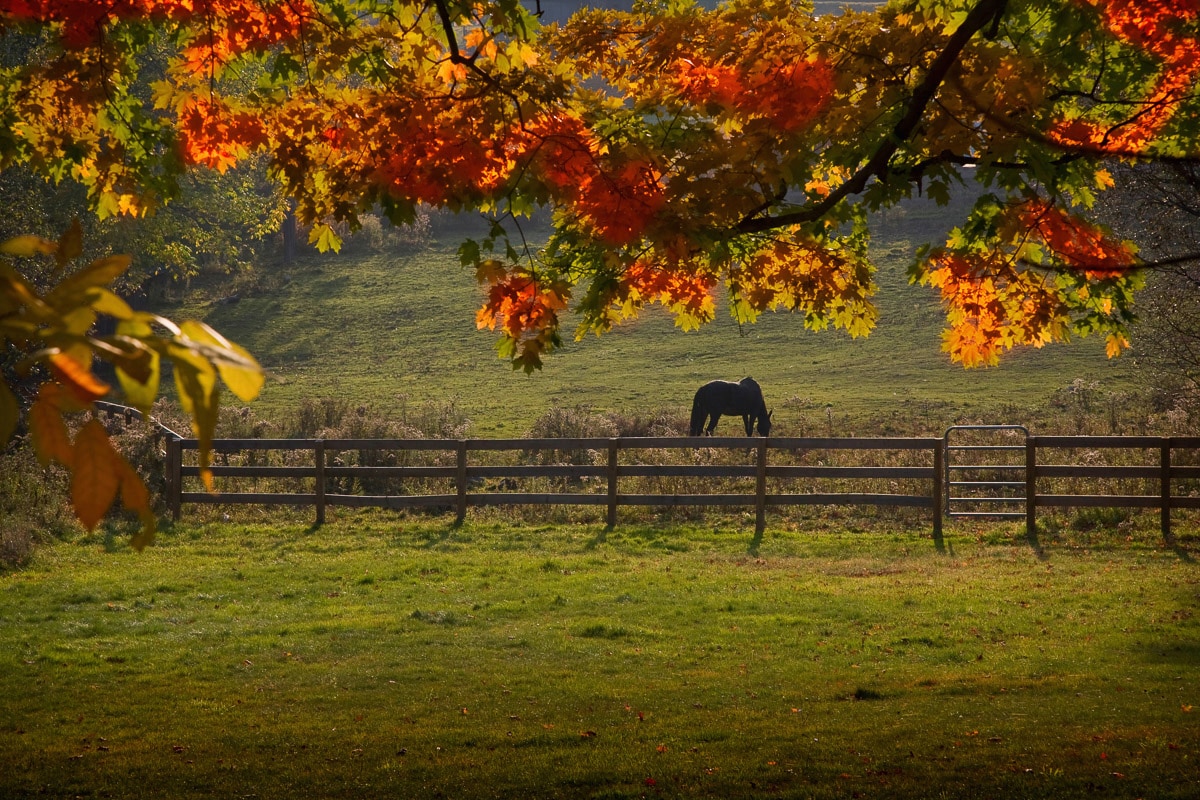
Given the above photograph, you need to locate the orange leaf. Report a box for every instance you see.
[71,419,121,530]
[1105,334,1129,359]
[29,394,74,467]
[50,352,110,405]
[117,456,151,517]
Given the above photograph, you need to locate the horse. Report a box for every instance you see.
[689,377,773,437]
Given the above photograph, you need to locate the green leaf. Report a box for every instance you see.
[459,238,481,268]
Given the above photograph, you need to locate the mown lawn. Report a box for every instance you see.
[1,515,1196,799]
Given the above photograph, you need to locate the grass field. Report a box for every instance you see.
[170,201,1140,437]
[1,516,1196,799]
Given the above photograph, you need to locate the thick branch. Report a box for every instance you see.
[734,0,1009,235]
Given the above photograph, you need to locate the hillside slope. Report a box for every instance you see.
[171,193,1136,437]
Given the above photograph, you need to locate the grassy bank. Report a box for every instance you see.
[2,518,1196,799]
[168,203,1140,437]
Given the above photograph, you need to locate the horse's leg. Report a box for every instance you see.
[742,414,753,436]
[689,396,706,436]
[706,413,720,435]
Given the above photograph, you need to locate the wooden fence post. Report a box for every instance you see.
[314,439,326,526]
[166,436,182,521]
[932,439,944,547]
[1162,439,1173,544]
[1025,436,1037,537]
[754,439,768,537]
[606,439,619,529]
[455,440,468,526]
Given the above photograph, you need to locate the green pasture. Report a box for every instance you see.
[177,204,1138,437]
[1,517,1196,799]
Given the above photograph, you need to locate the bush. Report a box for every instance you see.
[0,445,73,569]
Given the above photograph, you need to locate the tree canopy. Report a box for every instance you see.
[2,0,1198,536]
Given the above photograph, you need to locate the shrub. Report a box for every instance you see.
[0,445,73,568]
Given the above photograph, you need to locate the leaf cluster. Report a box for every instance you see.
[1,0,1198,375]
[0,225,263,546]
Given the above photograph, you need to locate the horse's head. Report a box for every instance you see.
[757,410,773,436]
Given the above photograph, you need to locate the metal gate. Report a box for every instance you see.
[944,425,1028,519]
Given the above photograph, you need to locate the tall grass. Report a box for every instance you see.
[6,382,1200,570]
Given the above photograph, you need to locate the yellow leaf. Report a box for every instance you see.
[72,419,121,530]
[309,224,342,253]
[112,340,161,412]
[180,320,263,402]
[90,288,135,320]
[0,234,57,257]
[47,255,132,306]
[1095,169,1114,190]
[1105,333,1129,359]
[171,356,219,491]
[476,259,507,284]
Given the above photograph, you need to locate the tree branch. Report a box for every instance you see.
[734,0,1009,235]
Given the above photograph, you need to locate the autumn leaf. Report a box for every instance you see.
[0,381,18,446]
[49,352,111,405]
[47,255,133,308]
[28,393,73,468]
[55,218,83,267]
[71,419,122,531]
[179,320,264,402]
[0,234,57,258]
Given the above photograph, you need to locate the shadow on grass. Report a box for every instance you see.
[1025,524,1048,560]
[748,527,763,557]
[1138,639,1200,667]
[419,526,455,549]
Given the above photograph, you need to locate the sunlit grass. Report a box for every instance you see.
[167,204,1137,438]
[2,517,1196,798]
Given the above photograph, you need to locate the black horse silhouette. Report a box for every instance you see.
[689,377,772,436]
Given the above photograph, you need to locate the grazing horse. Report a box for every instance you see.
[689,377,773,436]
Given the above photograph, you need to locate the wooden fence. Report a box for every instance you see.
[162,435,946,541]
[92,403,1200,542]
[1026,435,1200,542]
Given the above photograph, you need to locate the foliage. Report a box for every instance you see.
[1,0,1192,372]
[0,227,263,545]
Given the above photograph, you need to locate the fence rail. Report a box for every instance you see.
[90,402,1199,543]
[162,435,944,541]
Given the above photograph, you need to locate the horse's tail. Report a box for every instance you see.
[689,391,706,436]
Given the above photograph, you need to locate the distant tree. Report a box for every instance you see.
[1100,162,1200,400]
[1,0,1199,537]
